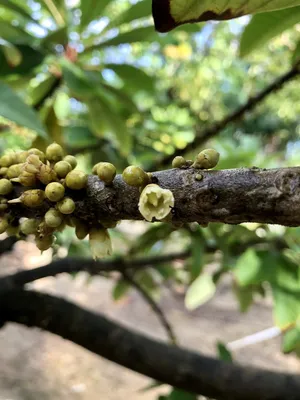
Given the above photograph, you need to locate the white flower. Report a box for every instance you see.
[89,228,112,259]
[138,184,175,222]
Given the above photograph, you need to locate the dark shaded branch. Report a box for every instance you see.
[153,62,300,169]
[1,289,300,400]
[0,236,18,256]
[9,166,300,227]
[0,252,189,294]
[122,270,177,345]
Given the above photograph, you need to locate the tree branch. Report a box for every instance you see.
[152,62,300,169]
[1,289,300,400]
[0,252,189,294]
[122,270,177,345]
[10,166,300,227]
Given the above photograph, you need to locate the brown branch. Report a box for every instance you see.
[152,62,300,170]
[0,252,189,294]
[122,270,177,345]
[1,289,300,400]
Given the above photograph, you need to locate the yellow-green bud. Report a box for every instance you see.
[0,179,13,195]
[28,148,46,162]
[0,217,9,234]
[45,208,63,228]
[97,162,116,185]
[16,151,29,163]
[45,182,65,202]
[6,225,19,237]
[23,154,41,174]
[20,218,39,235]
[54,161,72,178]
[92,163,101,175]
[75,221,89,240]
[63,155,77,169]
[37,164,57,185]
[0,167,8,176]
[65,170,87,190]
[45,143,64,162]
[7,163,23,179]
[122,166,149,187]
[57,197,75,214]
[192,149,220,169]
[172,156,186,169]
[35,235,54,252]
[20,189,45,207]
[16,171,36,187]
[0,153,16,167]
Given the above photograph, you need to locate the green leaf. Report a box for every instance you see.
[27,74,58,107]
[282,327,300,353]
[80,0,113,29]
[240,7,300,57]
[109,0,152,28]
[0,0,38,25]
[41,26,68,49]
[152,0,300,32]
[292,40,300,63]
[0,82,47,138]
[189,230,204,280]
[217,342,233,362]
[234,249,261,286]
[62,61,94,98]
[86,26,156,52]
[64,125,99,149]
[0,21,33,43]
[272,285,300,329]
[106,63,154,93]
[185,273,216,310]
[168,389,197,400]
[35,0,66,26]
[0,39,22,67]
[233,284,254,313]
[0,44,45,76]
[112,279,131,300]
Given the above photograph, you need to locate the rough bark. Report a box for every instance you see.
[10,166,300,227]
[1,289,300,400]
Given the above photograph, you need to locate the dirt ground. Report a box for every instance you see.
[0,240,300,400]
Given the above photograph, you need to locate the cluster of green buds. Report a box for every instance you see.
[172,149,220,170]
[0,143,112,257]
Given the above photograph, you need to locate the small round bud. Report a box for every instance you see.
[63,155,77,169]
[0,179,13,195]
[21,189,45,207]
[45,182,65,202]
[20,218,39,235]
[0,167,8,176]
[37,164,57,185]
[0,153,16,167]
[17,171,36,186]
[35,235,54,252]
[45,208,63,228]
[54,161,72,178]
[172,156,186,169]
[97,162,116,185]
[0,217,9,234]
[195,173,203,181]
[57,197,75,214]
[28,148,46,162]
[122,166,149,187]
[75,221,89,240]
[45,143,64,162]
[65,170,87,190]
[92,163,101,175]
[192,149,220,169]
[16,151,29,163]
[24,154,41,174]
[7,164,23,179]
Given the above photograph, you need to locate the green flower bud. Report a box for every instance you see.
[192,149,220,169]
[65,170,87,190]
[63,155,77,169]
[0,153,16,167]
[57,197,75,214]
[122,166,149,187]
[28,148,46,162]
[20,218,40,235]
[45,208,63,228]
[54,161,72,178]
[0,167,8,176]
[37,164,57,185]
[16,151,29,163]
[89,228,112,259]
[172,156,186,169]
[75,221,89,240]
[97,162,116,185]
[0,217,9,234]
[19,189,45,207]
[7,163,23,179]
[35,235,54,252]
[15,171,36,187]
[0,179,13,195]
[23,154,41,174]
[45,143,64,162]
[45,182,65,202]
[92,163,101,175]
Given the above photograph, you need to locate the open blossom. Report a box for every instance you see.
[138,184,175,222]
[89,228,112,259]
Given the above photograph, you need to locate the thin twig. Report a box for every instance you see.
[151,62,300,170]
[122,270,177,345]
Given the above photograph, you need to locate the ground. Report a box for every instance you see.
[0,238,299,400]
